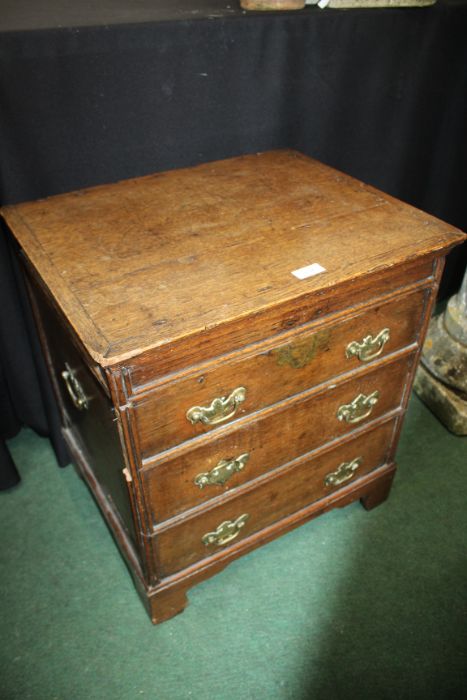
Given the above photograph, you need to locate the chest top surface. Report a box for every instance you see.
[2,150,464,365]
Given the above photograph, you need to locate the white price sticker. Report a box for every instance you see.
[291,263,326,280]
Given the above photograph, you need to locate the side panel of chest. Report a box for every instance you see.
[25,271,138,548]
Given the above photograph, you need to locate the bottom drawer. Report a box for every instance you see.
[151,417,396,577]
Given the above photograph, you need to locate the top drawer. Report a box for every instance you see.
[131,287,426,459]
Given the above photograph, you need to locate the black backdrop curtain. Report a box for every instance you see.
[1,0,466,487]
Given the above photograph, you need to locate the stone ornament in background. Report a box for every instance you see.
[415,265,467,435]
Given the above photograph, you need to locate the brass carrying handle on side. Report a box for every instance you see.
[61,363,89,411]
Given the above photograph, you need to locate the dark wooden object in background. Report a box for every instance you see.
[2,151,465,623]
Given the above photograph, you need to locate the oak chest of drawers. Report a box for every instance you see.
[2,151,465,623]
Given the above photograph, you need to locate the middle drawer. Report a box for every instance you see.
[141,352,412,525]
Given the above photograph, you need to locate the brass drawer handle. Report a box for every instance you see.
[202,514,249,547]
[337,390,379,424]
[194,453,250,489]
[346,328,390,362]
[325,457,363,487]
[61,363,89,410]
[186,386,246,426]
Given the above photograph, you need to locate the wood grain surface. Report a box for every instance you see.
[2,151,464,365]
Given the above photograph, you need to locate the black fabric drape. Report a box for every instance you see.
[1,0,466,486]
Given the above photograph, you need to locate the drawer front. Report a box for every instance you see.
[132,288,425,457]
[152,418,396,576]
[141,353,412,524]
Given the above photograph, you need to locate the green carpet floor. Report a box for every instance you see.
[1,394,466,700]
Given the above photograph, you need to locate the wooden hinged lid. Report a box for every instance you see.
[2,150,465,366]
